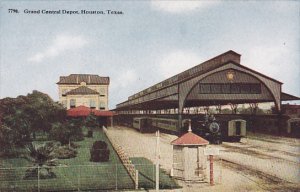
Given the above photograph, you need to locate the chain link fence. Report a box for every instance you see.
[0,163,135,191]
[0,162,180,191]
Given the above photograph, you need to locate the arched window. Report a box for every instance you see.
[70,99,76,108]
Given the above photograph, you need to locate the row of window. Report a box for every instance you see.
[68,99,106,109]
[199,83,261,94]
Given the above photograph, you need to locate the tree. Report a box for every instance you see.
[0,123,16,156]
[49,122,72,145]
[23,142,57,180]
[49,120,84,145]
[25,91,66,138]
[67,118,84,141]
[85,112,98,137]
[0,90,67,142]
[2,109,31,145]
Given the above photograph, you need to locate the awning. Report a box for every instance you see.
[67,105,114,117]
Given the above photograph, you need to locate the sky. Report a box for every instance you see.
[0,0,299,109]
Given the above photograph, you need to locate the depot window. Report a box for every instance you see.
[99,102,105,110]
[199,83,261,94]
[89,100,96,109]
[70,99,76,108]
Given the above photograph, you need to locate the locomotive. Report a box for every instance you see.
[192,114,222,144]
[191,114,247,143]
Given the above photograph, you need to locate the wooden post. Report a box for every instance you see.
[37,165,40,192]
[135,170,139,189]
[156,130,160,191]
[209,155,214,186]
[111,116,113,128]
[115,163,118,190]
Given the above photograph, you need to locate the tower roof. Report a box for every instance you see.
[171,132,209,146]
[65,86,99,95]
[57,74,109,85]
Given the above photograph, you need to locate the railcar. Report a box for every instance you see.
[221,119,246,142]
[133,115,246,143]
[133,117,186,134]
[132,117,149,132]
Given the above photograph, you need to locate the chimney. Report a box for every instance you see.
[76,75,79,84]
[88,75,91,84]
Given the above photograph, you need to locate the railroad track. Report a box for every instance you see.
[221,159,300,191]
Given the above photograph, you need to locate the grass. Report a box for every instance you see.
[130,157,180,190]
[0,129,134,191]
[0,129,181,191]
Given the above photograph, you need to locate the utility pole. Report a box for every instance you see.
[156,130,160,191]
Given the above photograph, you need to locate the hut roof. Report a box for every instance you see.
[171,132,209,146]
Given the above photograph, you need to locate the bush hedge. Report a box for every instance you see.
[90,140,110,162]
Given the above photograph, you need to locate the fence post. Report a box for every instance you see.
[155,130,160,191]
[221,158,223,183]
[209,155,214,186]
[115,164,118,190]
[135,170,139,189]
[37,165,40,192]
[77,166,80,191]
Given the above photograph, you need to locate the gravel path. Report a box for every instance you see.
[220,135,300,183]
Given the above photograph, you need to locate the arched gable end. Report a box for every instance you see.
[178,63,282,113]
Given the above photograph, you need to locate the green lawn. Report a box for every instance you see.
[0,129,180,191]
[131,157,180,190]
[0,129,134,191]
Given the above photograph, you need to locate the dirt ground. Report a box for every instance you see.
[107,126,300,192]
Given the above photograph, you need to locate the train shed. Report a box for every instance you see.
[115,50,300,129]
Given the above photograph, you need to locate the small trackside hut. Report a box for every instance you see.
[171,121,209,182]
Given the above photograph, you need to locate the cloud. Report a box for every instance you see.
[28,34,87,63]
[158,50,202,78]
[243,43,300,99]
[151,0,218,13]
[244,45,294,78]
[111,69,137,89]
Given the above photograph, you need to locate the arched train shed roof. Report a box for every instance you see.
[115,50,300,112]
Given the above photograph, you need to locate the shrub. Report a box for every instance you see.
[49,121,84,145]
[23,142,58,180]
[23,167,56,180]
[90,140,110,162]
[87,130,93,138]
[51,145,77,159]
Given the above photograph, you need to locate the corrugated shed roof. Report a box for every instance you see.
[171,132,209,146]
[67,105,114,117]
[65,86,99,95]
[57,74,109,85]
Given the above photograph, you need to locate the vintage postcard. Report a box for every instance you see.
[0,1,299,191]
